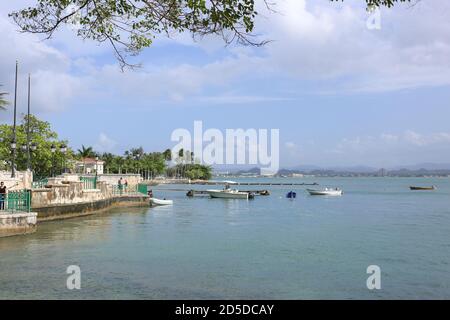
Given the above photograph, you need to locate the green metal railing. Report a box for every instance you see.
[32,178,48,189]
[80,176,97,190]
[112,184,147,196]
[0,190,31,213]
[138,183,148,195]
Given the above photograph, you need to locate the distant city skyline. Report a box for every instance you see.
[1,0,450,168]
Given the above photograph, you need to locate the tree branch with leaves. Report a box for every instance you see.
[10,0,412,69]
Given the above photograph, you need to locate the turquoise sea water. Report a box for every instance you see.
[0,177,449,299]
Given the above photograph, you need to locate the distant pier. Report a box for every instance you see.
[186,189,271,197]
[144,179,319,187]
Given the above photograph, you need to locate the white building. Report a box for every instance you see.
[75,158,104,175]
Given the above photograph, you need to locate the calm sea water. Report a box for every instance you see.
[1,177,449,299]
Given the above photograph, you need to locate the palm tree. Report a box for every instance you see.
[0,85,8,110]
[163,149,172,177]
[163,149,172,162]
[178,148,184,178]
[77,145,96,158]
[100,152,115,173]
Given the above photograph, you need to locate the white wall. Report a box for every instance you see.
[0,170,33,190]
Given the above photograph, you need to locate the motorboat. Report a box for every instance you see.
[410,186,436,191]
[150,198,173,206]
[206,188,249,199]
[307,188,343,196]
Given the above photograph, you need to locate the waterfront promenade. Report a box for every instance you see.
[0,171,149,237]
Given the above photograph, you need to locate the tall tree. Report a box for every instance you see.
[77,145,96,158]
[10,1,411,68]
[163,149,172,162]
[0,115,72,177]
[176,148,184,178]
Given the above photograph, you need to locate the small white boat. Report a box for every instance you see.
[307,188,343,196]
[206,188,249,199]
[150,198,173,206]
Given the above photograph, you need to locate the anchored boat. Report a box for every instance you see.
[286,191,297,199]
[410,186,436,191]
[150,198,173,206]
[206,188,250,199]
[307,188,343,196]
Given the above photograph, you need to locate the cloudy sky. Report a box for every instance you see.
[1,0,450,168]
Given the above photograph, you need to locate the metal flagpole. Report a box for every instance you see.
[27,74,31,170]
[11,61,18,178]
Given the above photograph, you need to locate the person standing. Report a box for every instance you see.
[0,182,7,211]
[118,177,123,195]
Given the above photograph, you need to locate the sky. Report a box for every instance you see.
[1,0,450,169]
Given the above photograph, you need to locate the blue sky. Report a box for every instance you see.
[1,0,450,168]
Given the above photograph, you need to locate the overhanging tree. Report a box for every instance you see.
[10,0,412,69]
[0,115,73,177]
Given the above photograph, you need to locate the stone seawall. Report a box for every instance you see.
[0,172,150,237]
[0,212,38,238]
[97,173,142,187]
[31,180,112,207]
[35,195,149,221]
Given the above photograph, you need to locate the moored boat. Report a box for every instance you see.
[150,198,173,206]
[286,191,297,199]
[206,189,249,199]
[409,186,436,191]
[307,188,343,196]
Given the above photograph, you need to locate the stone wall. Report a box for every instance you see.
[30,178,149,221]
[97,174,142,187]
[0,170,33,190]
[35,195,149,221]
[0,212,38,238]
[31,180,113,208]
[0,173,149,236]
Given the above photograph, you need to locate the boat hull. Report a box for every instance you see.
[150,198,173,206]
[410,186,436,191]
[307,189,343,196]
[206,190,249,199]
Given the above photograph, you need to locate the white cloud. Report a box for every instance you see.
[94,133,117,153]
[255,0,450,92]
[0,15,82,115]
[327,130,450,166]
[285,142,297,149]
[79,53,266,104]
[196,94,291,105]
[2,0,449,117]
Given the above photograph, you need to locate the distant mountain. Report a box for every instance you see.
[391,163,450,171]
[213,163,450,177]
[285,165,378,173]
[236,167,260,175]
[325,166,379,173]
